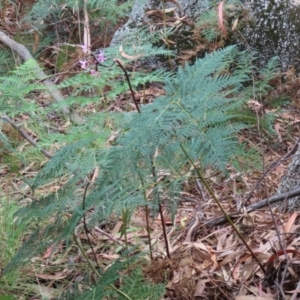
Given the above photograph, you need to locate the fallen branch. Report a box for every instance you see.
[1,114,53,159]
[204,187,300,227]
[0,31,83,125]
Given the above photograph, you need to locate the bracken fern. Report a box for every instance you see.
[4,46,278,298]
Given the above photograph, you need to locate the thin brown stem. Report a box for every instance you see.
[159,203,171,259]
[115,59,141,113]
[145,205,153,260]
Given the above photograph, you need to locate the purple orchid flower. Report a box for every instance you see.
[90,69,99,76]
[96,51,106,63]
[79,59,88,69]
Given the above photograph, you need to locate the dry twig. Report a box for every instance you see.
[1,114,53,159]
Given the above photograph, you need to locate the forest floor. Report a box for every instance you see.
[2,1,300,300]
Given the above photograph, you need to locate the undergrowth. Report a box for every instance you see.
[1,44,280,298]
[0,0,284,298]
[0,196,27,299]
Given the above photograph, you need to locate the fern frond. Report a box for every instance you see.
[0,50,16,75]
[0,60,45,115]
[32,137,96,188]
[6,47,279,291]
[120,268,165,300]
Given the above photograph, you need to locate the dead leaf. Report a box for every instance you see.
[274,122,282,142]
[284,212,297,234]
[194,279,210,296]
[37,270,67,280]
[247,99,263,113]
[98,253,119,260]
[111,221,123,235]
[232,18,239,31]
[43,243,62,259]
[218,1,227,37]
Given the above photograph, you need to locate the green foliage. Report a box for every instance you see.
[87,0,134,26]
[196,8,219,42]
[2,45,280,299]
[0,50,16,75]
[58,257,164,300]
[0,60,44,116]
[0,199,24,266]
[118,46,248,173]
[254,56,281,97]
[7,46,254,265]
[25,0,134,29]
[22,0,134,55]
[0,40,171,170]
[0,196,27,297]
[55,64,169,105]
[239,54,280,136]
[0,130,15,155]
[0,0,283,297]
[194,0,244,42]
[119,268,165,300]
